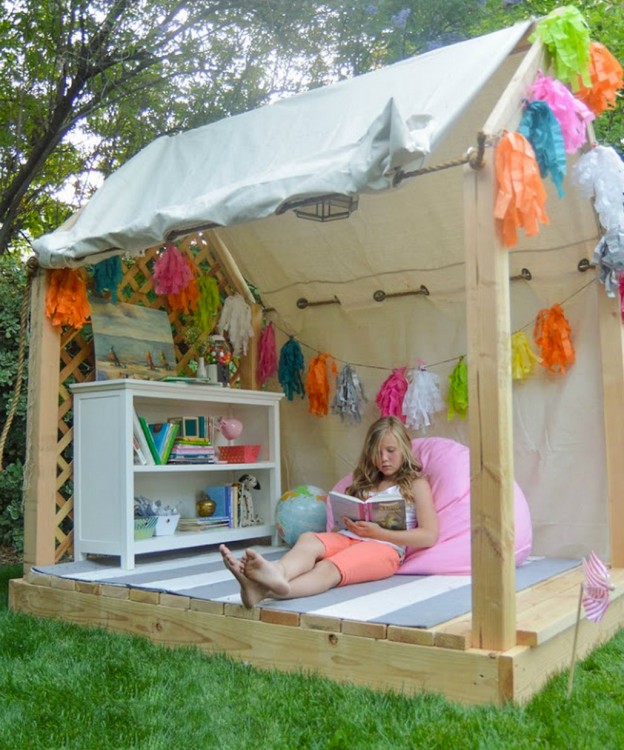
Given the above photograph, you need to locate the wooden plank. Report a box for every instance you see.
[482,37,546,136]
[22,267,61,569]
[101,584,130,600]
[597,289,624,567]
[300,613,341,632]
[190,598,224,615]
[516,569,624,646]
[260,609,300,627]
[341,620,387,639]
[8,578,506,705]
[387,626,435,647]
[464,151,516,651]
[210,230,256,305]
[510,593,624,704]
[160,593,190,610]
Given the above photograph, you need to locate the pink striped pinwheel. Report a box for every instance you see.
[582,551,613,623]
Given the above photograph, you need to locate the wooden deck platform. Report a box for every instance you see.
[9,565,624,705]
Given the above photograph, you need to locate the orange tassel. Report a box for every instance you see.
[305,353,338,416]
[576,41,623,116]
[167,272,199,313]
[534,304,575,375]
[45,268,91,330]
[494,131,549,248]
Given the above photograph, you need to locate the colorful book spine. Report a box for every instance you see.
[161,422,180,464]
[149,422,180,464]
[132,409,155,465]
[139,416,161,464]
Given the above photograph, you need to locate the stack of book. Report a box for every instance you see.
[167,437,217,464]
[177,516,230,532]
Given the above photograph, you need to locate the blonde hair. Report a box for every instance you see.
[347,416,423,502]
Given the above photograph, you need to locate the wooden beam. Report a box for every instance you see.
[22,268,61,569]
[464,150,516,651]
[210,230,255,305]
[597,289,624,566]
[481,37,547,137]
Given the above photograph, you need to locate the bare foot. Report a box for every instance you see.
[219,544,270,608]
[242,548,291,597]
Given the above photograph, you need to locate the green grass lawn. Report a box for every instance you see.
[1,563,623,750]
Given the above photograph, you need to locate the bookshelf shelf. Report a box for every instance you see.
[71,379,283,569]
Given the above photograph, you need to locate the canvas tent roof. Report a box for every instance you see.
[32,21,533,268]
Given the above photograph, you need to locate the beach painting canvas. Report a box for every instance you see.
[91,298,177,381]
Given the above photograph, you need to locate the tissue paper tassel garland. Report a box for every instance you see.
[305,352,337,417]
[534,304,575,375]
[447,358,468,420]
[527,72,594,154]
[278,337,305,400]
[194,275,221,332]
[153,244,194,295]
[217,293,254,356]
[494,131,549,248]
[402,364,444,431]
[45,268,91,330]
[530,6,591,91]
[518,100,566,198]
[375,367,408,422]
[257,321,277,385]
[511,330,541,381]
[331,364,367,423]
[92,256,123,302]
[572,146,624,231]
[592,228,624,298]
[576,41,624,116]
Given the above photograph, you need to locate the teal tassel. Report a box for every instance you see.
[92,257,123,302]
[518,101,566,198]
[278,337,305,400]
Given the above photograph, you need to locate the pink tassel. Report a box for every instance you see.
[257,321,277,385]
[527,71,594,153]
[153,244,195,296]
[375,367,408,422]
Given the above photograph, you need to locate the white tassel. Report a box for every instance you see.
[402,363,444,431]
[331,364,367,423]
[217,294,254,356]
[572,146,624,231]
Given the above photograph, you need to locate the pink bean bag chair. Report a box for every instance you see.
[329,436,532,575]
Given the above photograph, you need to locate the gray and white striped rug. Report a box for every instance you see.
[34,547,580,629]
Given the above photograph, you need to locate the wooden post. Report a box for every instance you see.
[22,268,61,569]
[464,154,516,652]
[597,289,624,567]
[463,30,545,652]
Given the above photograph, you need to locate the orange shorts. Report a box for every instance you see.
[313,532,401,586]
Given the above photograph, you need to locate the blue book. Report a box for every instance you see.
[203,485,231,521]
[149,422,179,463]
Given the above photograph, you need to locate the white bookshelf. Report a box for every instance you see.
[71,379,283,569]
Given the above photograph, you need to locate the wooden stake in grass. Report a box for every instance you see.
[567,552,613,697]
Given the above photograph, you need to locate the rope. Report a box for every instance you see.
[0,255,39,471]
[393,131,488,186]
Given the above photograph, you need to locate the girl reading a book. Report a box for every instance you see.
[220,416,439,607]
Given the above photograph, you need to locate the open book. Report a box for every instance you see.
[328,491,406,531]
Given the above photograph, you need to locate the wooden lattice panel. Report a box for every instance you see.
[53,232,239,562]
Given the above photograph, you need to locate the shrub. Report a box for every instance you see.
[0,253,28,552]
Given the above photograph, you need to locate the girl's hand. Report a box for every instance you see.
[343,518,380,538]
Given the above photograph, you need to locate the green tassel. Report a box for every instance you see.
[447,357,468,420]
